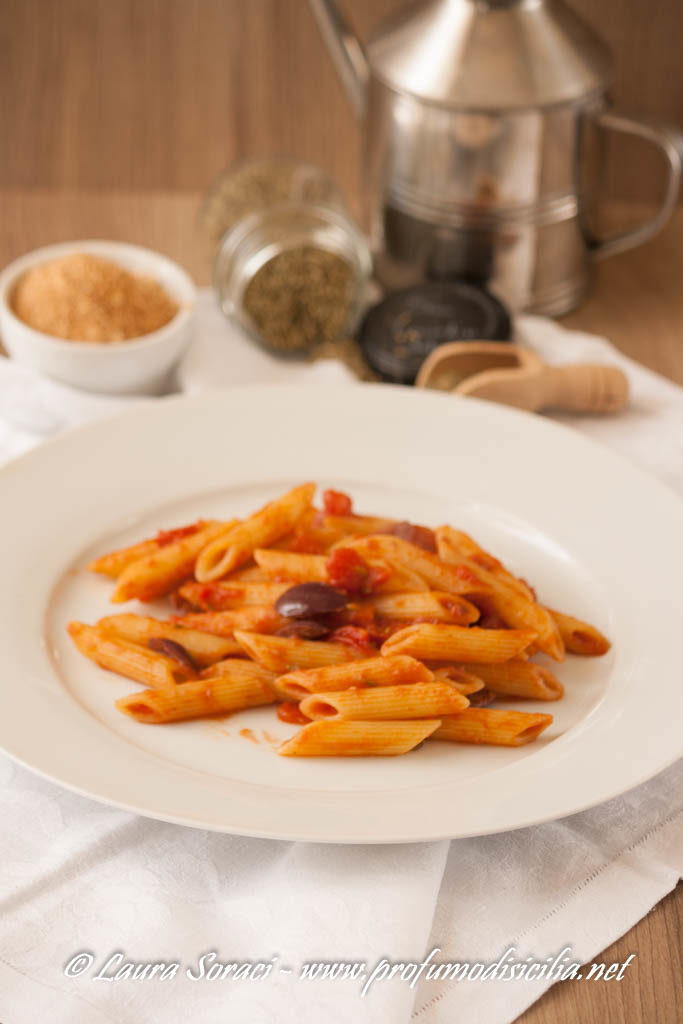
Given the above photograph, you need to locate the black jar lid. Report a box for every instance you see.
[358,282,511,384]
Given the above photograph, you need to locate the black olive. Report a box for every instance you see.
[275,620,331,640]
[275,582,347,618]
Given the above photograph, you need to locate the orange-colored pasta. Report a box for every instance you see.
[170,607,286,638]
[195,483,316,582]
[279,718,442,757]
[381,623,536,663]
[433,709,553,746]
[116,672,275,723]
[96,613,240,665]
[548,609,611,657]
[177,580,290,611]
[68,622,193,687]
[71,482,609,758]
[436,527,564,661]
[455,660,563,700]
[111,520,236,603]
[366,591,480,625]
[233,630,361,673]
[300,681,468,720]
[338,534,487,597]
[277,654,434,698]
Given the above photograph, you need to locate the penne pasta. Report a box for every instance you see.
[254,548,425,594]
[339,534,487,596]
[431,666,486,695]
[455,659,563,700]
[436,527,564,661]
[381,623,537,663]
[116,671,275,723]
[277,654,434,698]
[111,520,237,604]
[233,630,361,673]
[88,538,163,579]
[68,622,193,687]
[177,580,291,611]
[88,520,218,579]
[195,483,316,582]
[254,549,328,582]
[438,528,535,601]
[278,718,442,757]
[366,591,480,625]
[170,607,286,638]
[548,609,611,657]
[97,613,241,665]
[225,565,272,583]
[322,514,397,539]
[433,708,553,746]
[198,657,276,683]
[300,681,469,720]
[74,482,612,758]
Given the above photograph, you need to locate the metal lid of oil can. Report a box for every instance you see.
[366,0,612,111]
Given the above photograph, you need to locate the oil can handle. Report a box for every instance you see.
[591,112,682,260]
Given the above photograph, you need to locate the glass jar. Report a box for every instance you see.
[202,159,372,356]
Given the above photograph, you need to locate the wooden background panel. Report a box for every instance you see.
[0,0,681,205]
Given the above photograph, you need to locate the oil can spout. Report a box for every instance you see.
[308,0,369,117]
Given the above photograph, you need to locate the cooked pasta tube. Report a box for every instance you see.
[322,514,397,539]
[196,658,290,701]
[431,666,486,695]
[68,622,193,687]
[88,520,219,579]
[278,718,442,757]
[234,630,360,673]
[381,623,536,663]
[195,483,316,582]
[226,565,272,583]
[116,672,276,724]
[436,527,564,661]
[112,520,236,603]
[547,609,611,657]
[177,580,290,611]
[253,550,328,582]
[88,538,163,578]
[339,535,486,596]
[455,660,563,700]
[433,709,553,746]
[277,654,434,698]
[256,547,430,594]
[170,607,286,638]
[300,681,469,720]
[439,528,535,601]
[367,591,480,625]
[97,614,240,665]
[198,657,276,682]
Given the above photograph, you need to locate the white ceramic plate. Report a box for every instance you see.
[1,385,681,842]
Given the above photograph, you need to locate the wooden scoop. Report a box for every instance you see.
[415,341,629,415]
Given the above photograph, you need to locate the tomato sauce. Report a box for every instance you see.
[156,521,204,547]
[328,625,378,655]
[326,548,390,595]
[322,489,353,516]
[277,702,311,725]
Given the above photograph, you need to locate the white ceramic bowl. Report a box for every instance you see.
[0,240,197,394]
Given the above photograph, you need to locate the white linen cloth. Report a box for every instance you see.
[0,291,681,1024]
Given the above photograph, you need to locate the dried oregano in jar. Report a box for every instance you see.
[242,246,354,353]
[208,160,372,356]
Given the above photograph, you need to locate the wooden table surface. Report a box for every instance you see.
[1,187,681,1023]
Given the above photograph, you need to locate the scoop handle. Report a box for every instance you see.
[539,364,629,414]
